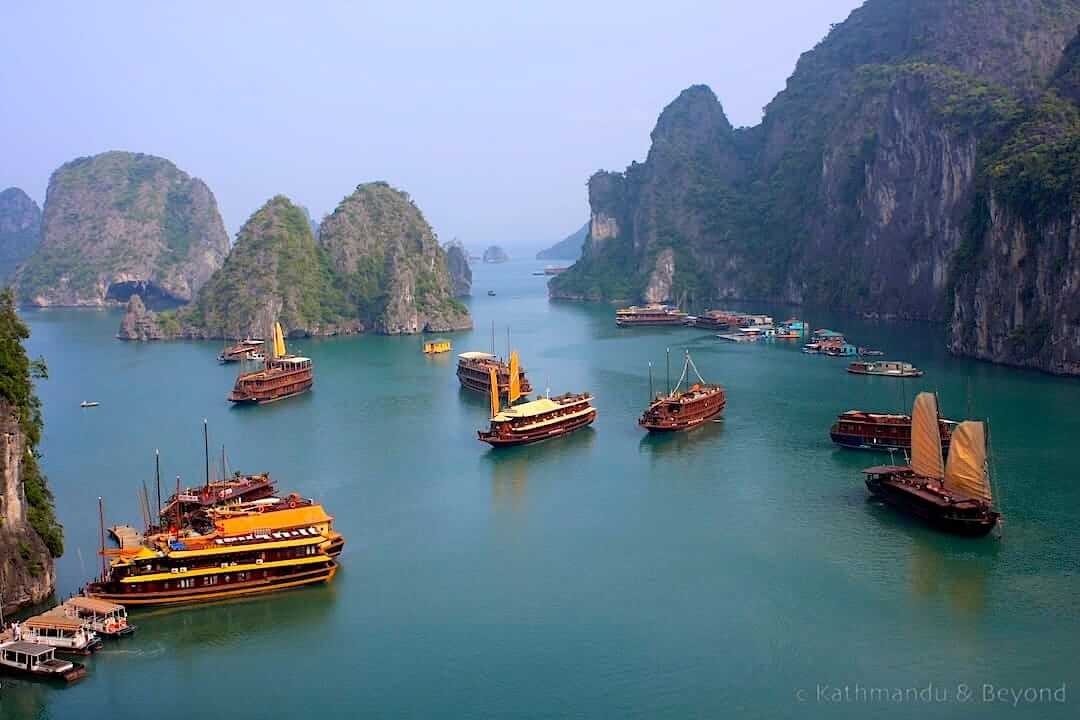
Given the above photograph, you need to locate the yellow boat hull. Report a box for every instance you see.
[88,563,336,607]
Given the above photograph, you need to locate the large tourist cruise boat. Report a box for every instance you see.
[478,362,596,446]
[88,495,343,606]
[615,304,689,327]
[830,410,956,453]
[88,527,338,606]
[456,350,532,399]
[639,351,726,432]
[863,393,999,537]
[228,322,313,404]
[478,393,597,447]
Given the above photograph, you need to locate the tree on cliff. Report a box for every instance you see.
[0,288,62,556]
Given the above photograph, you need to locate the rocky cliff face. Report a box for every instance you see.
[117,295,167,341]
[318,182,470,334]
[0,400,55,615]
[949,42,1080,374]
[0,188,41,282]
[124,195,359,339]
[445,240,472,297]
[0,291,62,615]
[16,151,230,307]
[124,185,471,339]
[552,0,1080,374]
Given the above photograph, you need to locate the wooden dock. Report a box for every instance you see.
[108,525,143,548]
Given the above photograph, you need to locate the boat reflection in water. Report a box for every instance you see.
[639,417,725,460]
[908,535,996,617]
[484,426,597,510]
[489,452,529,513]
[129,580,338,652]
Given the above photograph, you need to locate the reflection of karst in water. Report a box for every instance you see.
[909,537,993,615]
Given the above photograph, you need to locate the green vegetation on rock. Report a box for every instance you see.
[16,151,229,307]
[136,184,471,339]
[163,196,352,337]
[318,182,470,334]
[0,289,62,557]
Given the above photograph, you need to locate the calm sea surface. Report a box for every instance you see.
[3,260,1078,719]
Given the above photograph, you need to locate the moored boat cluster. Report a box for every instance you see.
[1,425,349,686]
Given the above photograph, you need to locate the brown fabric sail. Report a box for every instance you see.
[910,392,945,480]
[943,421,991,503]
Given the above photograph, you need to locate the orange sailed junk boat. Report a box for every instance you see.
[228,322,313,404]
[863,393,999,537]
[639,350,725,431]
[477,366,596,447]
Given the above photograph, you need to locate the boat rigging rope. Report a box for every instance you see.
[670,350,707,395]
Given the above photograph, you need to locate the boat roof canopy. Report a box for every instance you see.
[67,596,124,613]
[493,396,585,420]
[458,351,496,360]
[4,642,55,657]
[25,615,84,630]
[277,356,310,364]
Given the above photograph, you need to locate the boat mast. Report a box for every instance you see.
[154,449,161,528]
[222,444,228,480]
[491,320,495,358]
[648,362,653,400]
[140,480,151,534]
[98,496,106,580]
[203,419,210,492]
[174,476,181,531]
[666,348,671,396]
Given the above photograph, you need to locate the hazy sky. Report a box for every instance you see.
[1,1,863,251]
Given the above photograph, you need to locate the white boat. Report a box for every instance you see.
[61,597,135,637]
[21,613,102,655]
[0,640,86,682]
[79,401,99,408]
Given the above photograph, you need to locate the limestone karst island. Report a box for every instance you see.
[0,1,1078,718]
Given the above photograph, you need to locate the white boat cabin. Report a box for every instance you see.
[22,614,99,651]
[0,640,76,674]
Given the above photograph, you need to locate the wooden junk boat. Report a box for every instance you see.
[478,367,595,447]
[0,641,86,683]
[830,410,956,453]
[863,393,999,537]
[218,337,264,363]
[457,349,532,400]
[847,360,923,377]
[228,322,313,404]
[692,310,739,331]
[639,350,725,432]
[615,304,689,327]
[162,471,277,522]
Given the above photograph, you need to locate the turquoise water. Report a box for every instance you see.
[3,260,1078,719]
